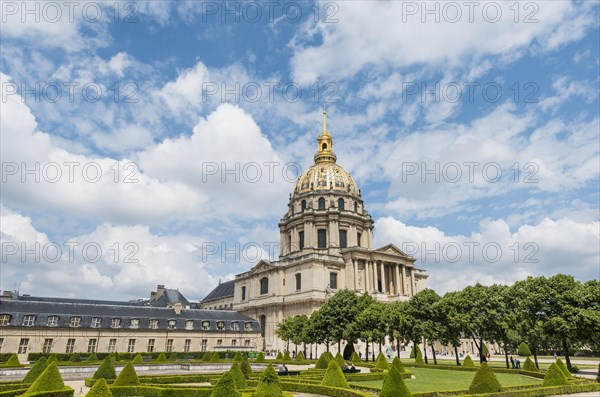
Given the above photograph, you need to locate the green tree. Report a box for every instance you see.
[517,342,532,356]
[405,289,441,365]
[436,292,465,366]
[275,317,294,352]
[354,301,387,361]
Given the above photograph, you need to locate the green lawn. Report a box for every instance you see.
[351,367,541,393]
[429,358,599,370]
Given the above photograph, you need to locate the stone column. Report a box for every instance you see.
[380,261,387,293]
[395,264,401,295]
[365,261,371,291]
[353,259,358,291]
[372,260,378,293]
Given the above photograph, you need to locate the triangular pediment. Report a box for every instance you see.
[248,259,274,274]
[374,243,411,258]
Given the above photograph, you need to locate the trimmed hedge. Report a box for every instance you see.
[517,342,532,357]
[22,357,48,384]
[542,363,568,387]
[351,352,361,364]
[321,359,349,389]
[167,353,178,362]
[228,362,247,389]
[86,378,113,397]
[18,388,74,397]
[296,351,305,361]
[233,352,243,362]
[523,357,538,372]
[380,366,411,397]
[112,363,139,386]
[458,383,600,397]
[256,352,266,362]
[468,362,501,394]
[463,355,475,368]
[25,363,65,394]
[210,352,219,362]
[155,353,167,363]
[280,381,371,397]
[282,351,291,362]
[276,352,283,360]
[131,354,144,364]
[202,353,211,363]
[93,357,117,380]
[392,357,406,373]
[255,364,283,397]
[88,353,99,362]
[415,348,425,365]
[316,353,330,369]
[555,358,571,378]
[109,386,213,397]
[240,357,253,379]
[3,354,21,367]
[375,352,389,370]
[335,353,346,368]
[70,353,81,362]
[211,371,239,397]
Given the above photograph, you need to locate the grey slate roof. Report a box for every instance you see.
[202,280,235,303]
[0,299,259,333]
[149,289,190,307]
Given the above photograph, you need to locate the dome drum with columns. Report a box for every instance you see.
[201,111,428,352]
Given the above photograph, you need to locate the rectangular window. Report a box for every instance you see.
[149,319,158,329]
[244,340,251,347]
[23,315,35,326]
[70,316,81,327]
[47,316,59,327]
[217,321,224,331]
[18,338,29,354]
[231,322,239,331]
[185,320,193,330]
[91,317,101,328]
[168,320,176,329]
[329,272,338,290]
[216,339,222,346]
[184,339,191,352]
[147,339,155,353]
[288,234,292,251]
[201,339,208,352]
[166,339,173,353]
[0,314,10,326]
[339,230,347,249]
[295,273,301,290]
[108,339,117,353]
[357,232,362,247]
[111,318,121,328]
[130,319,139,329]
[299,231,304,250]
[244,322,252,331]
[43,339,53,354]
[66,339,75,354]
[88,339,97,353]
[241,286,246,301]
[202,321,210,330]
[127,339,135,353]
[317,229,327,249]
[231,339,237,346]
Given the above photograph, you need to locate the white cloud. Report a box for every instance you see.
[374,216,599,293]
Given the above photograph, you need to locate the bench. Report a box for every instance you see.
[342,368,361,373]
[277,370,301,376]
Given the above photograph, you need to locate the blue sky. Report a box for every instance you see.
[1,1,599,301]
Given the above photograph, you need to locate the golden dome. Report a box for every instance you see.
[293,110,360,197]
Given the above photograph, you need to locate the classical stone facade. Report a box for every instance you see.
[202,112,428,352]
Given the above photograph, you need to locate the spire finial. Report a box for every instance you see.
[322,104,328,136]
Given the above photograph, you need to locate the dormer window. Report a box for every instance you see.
[202,321,210,330]
[70,316,81,327]
[47,316,59,327]
[244,322,252,331]
[130,319,139,329]
[231,322,239,331]
[217,321,225,331]
[185,320,193,330]
[111,318,121,328]
[23,315,36,326]
[168,320,176,329]
[0,314,11,326]
[91,317,101,328]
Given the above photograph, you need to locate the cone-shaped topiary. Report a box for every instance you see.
[108,353,117,363]
[233,352,243,362]
[228,362,247,389]
[380,366,412,397]
[276,351,283,360]
[555,358,572,378]
[327,351,334,360]
[168,352,178,362]
[255,364,283,397]
[481,343,489,356]
[410,345,421,359]
[25,363,65,394]
[375,352,389,370]
[131,353,143,364]
[93,357,116,380]
[517,342,532,357]
[282,351,291,362]
[522,357,538,372]
[156,352,167,362]
[335,352,346,368]
[46,354,58,365]
[321,359,349,389]
[468,362,501,394]
[463,355,475,368]
[256,352,265,362]
[210,352,220,362]
[211,371,240,397]
[88,352,99,361]
[315,352,330,369]
[70,353,81,362]
[202,352,212,362]
[415,348,425,365]
[392,357,406,373]
[112,362,140,386]
[351,351,361,364]
[240,356,253,379]
[22,357,47,383]
[543,363,568,387]
[86,378,113,397]
[296,351,305,361]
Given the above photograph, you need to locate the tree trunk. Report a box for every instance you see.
[423,338,429,364]
[338,340,341,354]
[479,336,484,363]
[396,337,400,357]
[562,339,572,369]
[430,342,437,365]
[379,341,382,353]
[326,340,330,352]
[365,340,369,362]
[532,343,539,369]
[454,346,460,366]
[372,341,375,361]
[503,341,510,369]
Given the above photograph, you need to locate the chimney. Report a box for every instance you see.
[151,285,166,301]
[173,302,182,315]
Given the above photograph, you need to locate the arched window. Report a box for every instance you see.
[338,198,345,211]
[259,315,266,337]
[301,200,307,212]
[322,143,327,150]
[317,229,327,249]
[260,277,269,295]
[318,197,325,210]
